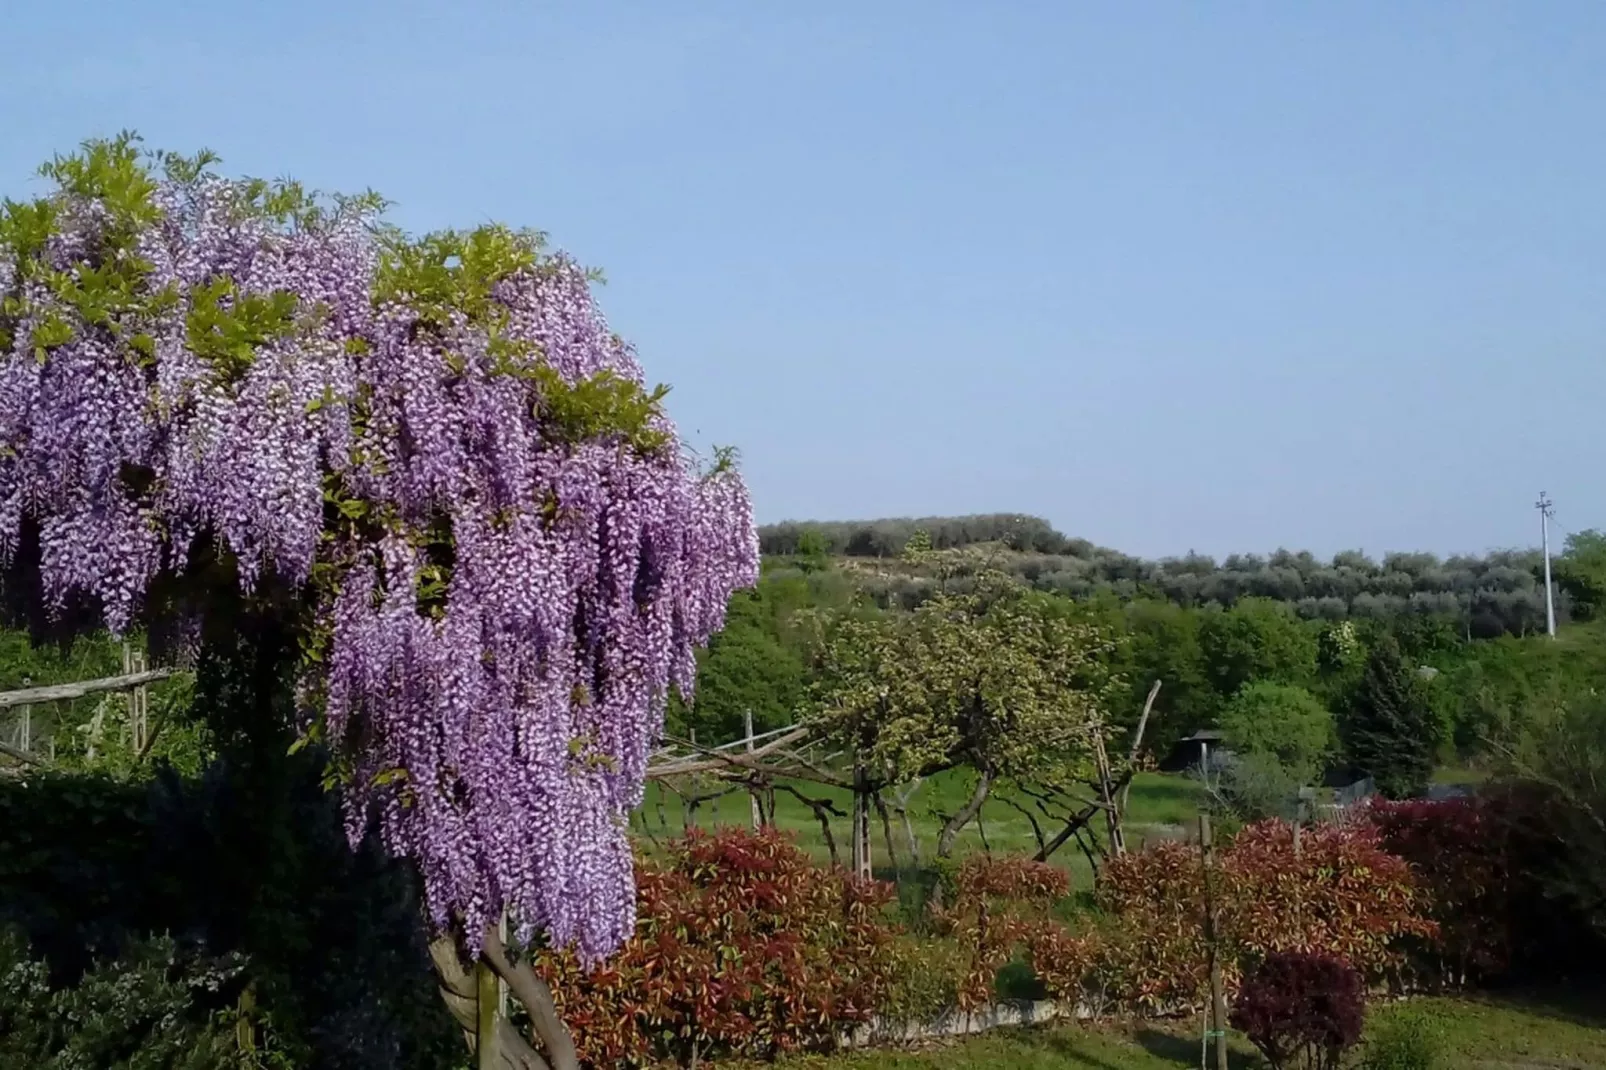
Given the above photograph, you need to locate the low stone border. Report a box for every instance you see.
[838,999,1098,1048]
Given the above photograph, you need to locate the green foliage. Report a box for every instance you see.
[1339,637,1439,797]
[525,365,672,455]
[373,223,543,328]
[0,751,460,1070]
[667,583,809,742]
[0,631,211,779]
[1556,529,1606,622]
[37,132,162,229]
[0,134,177,363]
[794,528,831,572]
[1197,597,1319,699]
[1494,691,1606,942]
[1215,751,1303,823]
[1110,598,1216,748]
[1360,1010,1445,1070]
[762,517,1561,638]
[806,574,1114,786]
[184,278,300,385]
[761,514,1071,558]
[1433,623,1606,753]
[1218,682,1335,785]
[0,928,280,1070]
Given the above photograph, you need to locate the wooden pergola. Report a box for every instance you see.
[0,661,173,773]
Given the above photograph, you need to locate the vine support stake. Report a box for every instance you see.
[477,955,502,1069]
[1198,811,1229,1070]
[745,709,762,831]
[851,759,873,880]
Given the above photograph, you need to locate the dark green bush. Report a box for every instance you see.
[0,928,273,1069]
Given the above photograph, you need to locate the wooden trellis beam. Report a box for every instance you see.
[0,668,174,710]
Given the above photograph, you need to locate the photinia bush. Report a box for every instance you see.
[534,827,900,1067]
[927,856,1075,1009]
[1094,818,1435,1010]
[1225,818,1436,982]
[1023,922,1102,1007]
[1364,797,1512,985]
[1230,951,1365,1070]
[1094,840,1216,1012]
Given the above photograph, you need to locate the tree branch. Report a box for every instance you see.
[936,770,995,858]
[1119,680,1162,816]
[773,782,844,866]
[872,791,900,871]
[998,793,1048,855]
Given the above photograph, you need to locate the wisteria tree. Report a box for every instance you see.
[0,135,758,1068]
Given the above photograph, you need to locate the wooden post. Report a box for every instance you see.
[476,958,501,1069]
[851,761,872,880]
[1292,786,1313,948]
[1094,731,1125,856]
[745,710,762,831]
[236,983,257,1055]
[1198,812,1229,1070]
[133,649,149,754]
[122,644,132,750]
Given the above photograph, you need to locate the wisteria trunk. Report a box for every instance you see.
[428,929,579,1070]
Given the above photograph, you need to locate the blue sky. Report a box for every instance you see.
[4,2,1602,559]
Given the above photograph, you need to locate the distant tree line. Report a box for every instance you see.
[761,514,1078,558]
[760,514,1603,639]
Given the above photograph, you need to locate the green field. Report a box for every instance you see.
[765,990,1606,1069]
[635,769,1207,891]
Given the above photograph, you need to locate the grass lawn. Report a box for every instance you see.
[635,769,1207,882]
[762,991,1606,1069]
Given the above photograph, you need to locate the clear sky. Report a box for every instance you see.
[3,2,1602,559]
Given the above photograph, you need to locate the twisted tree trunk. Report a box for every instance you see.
[936,770,995,858]
[428,926,580,1070]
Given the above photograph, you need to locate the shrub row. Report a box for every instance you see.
[532,798,1526,1066]
[535,828,900,1067]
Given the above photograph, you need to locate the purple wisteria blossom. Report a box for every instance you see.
[0,147,759,964]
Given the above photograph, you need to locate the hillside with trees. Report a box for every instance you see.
[761,513,1593,638]
[673,518,1606,784]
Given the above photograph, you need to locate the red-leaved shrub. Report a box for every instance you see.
[535,827,899,1067]
[1230,951,1365,1070]
[1095,818,1435,1011]
[1225,818,1436,980]
[928,856,1074,1008]
[1024,922,1102,1006]
[1094,840,1216,1012]
[1364,796,1513,984]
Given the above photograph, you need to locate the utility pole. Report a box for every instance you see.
[1537,491,1557,638]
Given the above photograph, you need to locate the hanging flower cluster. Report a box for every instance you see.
[0,136,759,962]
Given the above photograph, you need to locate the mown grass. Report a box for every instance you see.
[634,769,1207,882]
[763,990,1606,1069]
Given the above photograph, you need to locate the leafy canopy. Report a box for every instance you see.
[1218,681,1336,785]
[806,571,1116,785]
